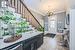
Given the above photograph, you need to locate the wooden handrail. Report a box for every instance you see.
[20,0,43,28]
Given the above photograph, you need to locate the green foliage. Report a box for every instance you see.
[0,9,32,36]
[0,11,16,22]
[37,27,44,32]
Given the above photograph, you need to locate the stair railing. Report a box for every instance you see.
[7,0,43,29]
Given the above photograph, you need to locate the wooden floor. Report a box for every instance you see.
[38,35,69,50]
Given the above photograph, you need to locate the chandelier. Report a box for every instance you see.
[47,11,54,16]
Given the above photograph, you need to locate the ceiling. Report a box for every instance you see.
[24,0,68,15]
[69,0,75,9]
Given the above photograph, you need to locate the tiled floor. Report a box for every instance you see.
[38,35,69,50]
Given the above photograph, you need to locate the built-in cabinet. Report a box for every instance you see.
[0,33,43,50]
[24,33,43,50]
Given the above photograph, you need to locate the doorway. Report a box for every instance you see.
[48,15,57,34]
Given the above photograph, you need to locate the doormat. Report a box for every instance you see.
[44,33,56,38]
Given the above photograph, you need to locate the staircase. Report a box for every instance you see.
[0,0,44,36]
[6,0,43,29]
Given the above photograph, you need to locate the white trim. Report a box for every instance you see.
[28,7,66,16]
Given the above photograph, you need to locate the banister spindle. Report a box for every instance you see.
[20,0,21,14]
[14,0,15,7]
[17,0,18,13]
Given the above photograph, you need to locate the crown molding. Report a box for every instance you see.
[27,6,66,16]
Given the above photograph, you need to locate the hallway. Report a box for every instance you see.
[38,35,69,50]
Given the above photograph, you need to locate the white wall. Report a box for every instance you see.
[30,10,44,27]
[69,0,75,9]
[66,0,75,50]
[70,9,75,50]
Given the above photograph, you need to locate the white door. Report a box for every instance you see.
[48,15,57,34]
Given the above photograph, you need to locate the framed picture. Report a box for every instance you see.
[66,14,70,25]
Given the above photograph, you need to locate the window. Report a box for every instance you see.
[1,1,7,7]
[50,21,55,28]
